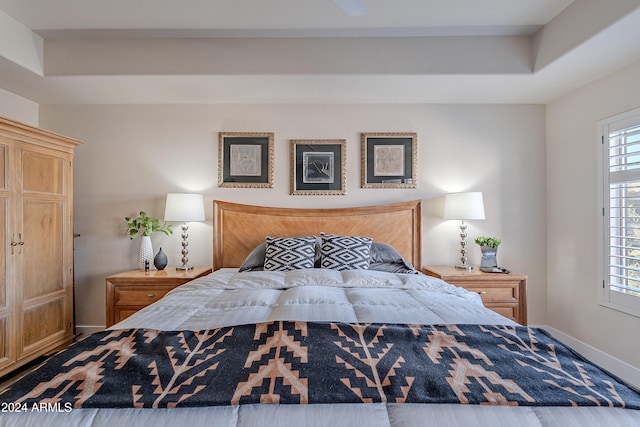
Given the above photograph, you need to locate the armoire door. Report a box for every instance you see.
[0,139,12,371]
[16,144,73,360]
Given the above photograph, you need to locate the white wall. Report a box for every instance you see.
[39,103,546,332]
[547,58,640,369]
[0,87,38,125]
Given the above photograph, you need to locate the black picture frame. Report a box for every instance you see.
[218,132,273,188]
[361,132,417,189]
[290,139,346,195]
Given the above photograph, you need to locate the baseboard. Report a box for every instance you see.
[541,325,640,389]
[75,325,105,338]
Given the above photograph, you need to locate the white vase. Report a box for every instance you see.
[138,235,153,270]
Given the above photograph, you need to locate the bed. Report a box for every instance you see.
[1,200,640,426]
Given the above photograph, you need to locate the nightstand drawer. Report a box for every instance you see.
[459,284,518,302]
[114,308,141,324]
[114,286,174,306]
[485,304,518,322]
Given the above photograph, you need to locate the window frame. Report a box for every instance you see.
[598,107,640,317]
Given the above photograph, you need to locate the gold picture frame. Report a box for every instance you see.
[218,132,274,188]
[290,139,346,195]
[361,132,417,189]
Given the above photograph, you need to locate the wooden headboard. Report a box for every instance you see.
[213,200,422,270]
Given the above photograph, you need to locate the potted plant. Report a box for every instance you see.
[474,236,501,268]
[125,211,173,270]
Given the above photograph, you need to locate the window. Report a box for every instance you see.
[599,107,640,317]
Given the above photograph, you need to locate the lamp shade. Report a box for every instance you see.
[164,193,205,222]
[443,192,485,220]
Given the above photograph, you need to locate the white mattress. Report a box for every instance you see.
[1,269,639,427]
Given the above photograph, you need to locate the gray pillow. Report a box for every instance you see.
[368,242,418,274]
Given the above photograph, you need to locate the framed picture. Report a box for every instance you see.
[218,132,274,188]
[361,132,417,189]
[290,139,346,195]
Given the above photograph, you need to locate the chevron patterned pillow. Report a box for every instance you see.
[263,236,317,271]
[320,232,373,271]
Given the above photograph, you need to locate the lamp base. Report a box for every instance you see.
[176,222,194,272]
[454,220,472,271]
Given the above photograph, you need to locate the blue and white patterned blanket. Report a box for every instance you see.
[2,322,639,409]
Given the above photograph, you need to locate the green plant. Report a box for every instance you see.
[125,211,173,239]
[474,236,501,248]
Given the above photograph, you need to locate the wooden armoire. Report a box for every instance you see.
[0,116,82,377]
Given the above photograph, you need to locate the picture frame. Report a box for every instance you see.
[290,139,346,195]
[218,132,274,188]
[361,132,417,189]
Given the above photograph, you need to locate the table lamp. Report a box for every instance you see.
[164,193,205,270]
[443,191,485,270]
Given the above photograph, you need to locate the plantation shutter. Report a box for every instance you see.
[603,112,640,314]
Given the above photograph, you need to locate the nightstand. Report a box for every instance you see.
[422,265,528,325]
[105,267,212,327]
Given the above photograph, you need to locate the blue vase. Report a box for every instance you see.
[154,247,168,270]
[480,246,498,268]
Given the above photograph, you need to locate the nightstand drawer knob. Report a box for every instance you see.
[478,291,487,295]
[147,293,155,297]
